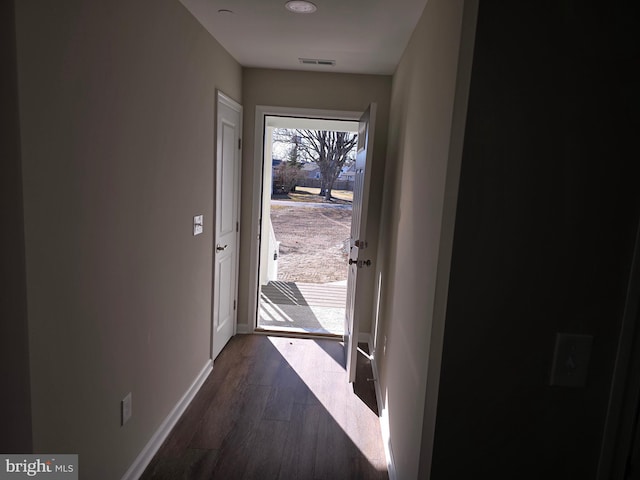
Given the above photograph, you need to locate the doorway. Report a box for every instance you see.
[256,116,359,336]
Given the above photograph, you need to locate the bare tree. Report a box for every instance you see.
[272,128,357,200]
[274,135,304,193]
[272,131,304,194]
[295,130,357,200]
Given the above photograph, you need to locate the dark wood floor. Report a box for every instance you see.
[140,334,388,480]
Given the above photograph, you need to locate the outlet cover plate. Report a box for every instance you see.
[121,392,132,426]
[193,215,203,236]
[550,333,593,387]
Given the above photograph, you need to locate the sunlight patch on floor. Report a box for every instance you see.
[267,336,386,471]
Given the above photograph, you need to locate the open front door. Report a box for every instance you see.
[345,103,377,383]
[212,92,242,360]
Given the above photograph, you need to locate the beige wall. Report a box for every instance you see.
[373,0,475,478]
[14,0,241,477]
[11,1,632,478]
[238,68,391,335]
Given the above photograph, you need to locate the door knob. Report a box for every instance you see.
[349,259,371,267]
[216,244,228,252]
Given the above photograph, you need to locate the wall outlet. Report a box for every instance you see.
[193,214,203,236]
[550,333,593,387]
[121,392,132,426]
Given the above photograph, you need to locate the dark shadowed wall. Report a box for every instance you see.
[0,0,32,453]
[431,3,639,479]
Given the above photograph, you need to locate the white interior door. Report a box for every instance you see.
[345,103,377,383]
[212,92,242,360]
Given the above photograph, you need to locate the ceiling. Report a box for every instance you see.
[178,0,428,75]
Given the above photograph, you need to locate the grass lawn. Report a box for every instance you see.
[289,186,353,202]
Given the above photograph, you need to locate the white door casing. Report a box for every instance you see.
[212,91,242,360]
[248,106,362,333]
[345,103,377,383]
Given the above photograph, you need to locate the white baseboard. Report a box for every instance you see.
[235,323,253,334]
[121,360,213,480]
[358,332,371,344]
[369,338,397,480]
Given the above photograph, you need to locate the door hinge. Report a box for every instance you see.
[236,221,239,232]
[233,300,236,311]
[238,138,242,150]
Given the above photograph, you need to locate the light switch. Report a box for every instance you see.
[549,333,593,387]
[193,215,203,236]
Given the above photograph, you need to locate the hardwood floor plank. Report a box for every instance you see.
[314,409,352,480]
[241,419,289,480]
[191,381,270,450]
[141,335,388,480]
[188,361,251,450]
[245,349,283,386]
[262,384,295,422]
[206,383,272,478]
[277,402,321,480]
[140,448,218,480]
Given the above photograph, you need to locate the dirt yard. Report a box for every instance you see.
[272,187,353,205]
[270,204,352,283]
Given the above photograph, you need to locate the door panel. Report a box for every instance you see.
[345,103,377,383]
[220,122,236,235]
[216,255,233,328]
[212,92,242,360]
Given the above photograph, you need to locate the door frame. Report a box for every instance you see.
[597,220,640,479]
[211,90,242,360]
[246,105,362,334]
